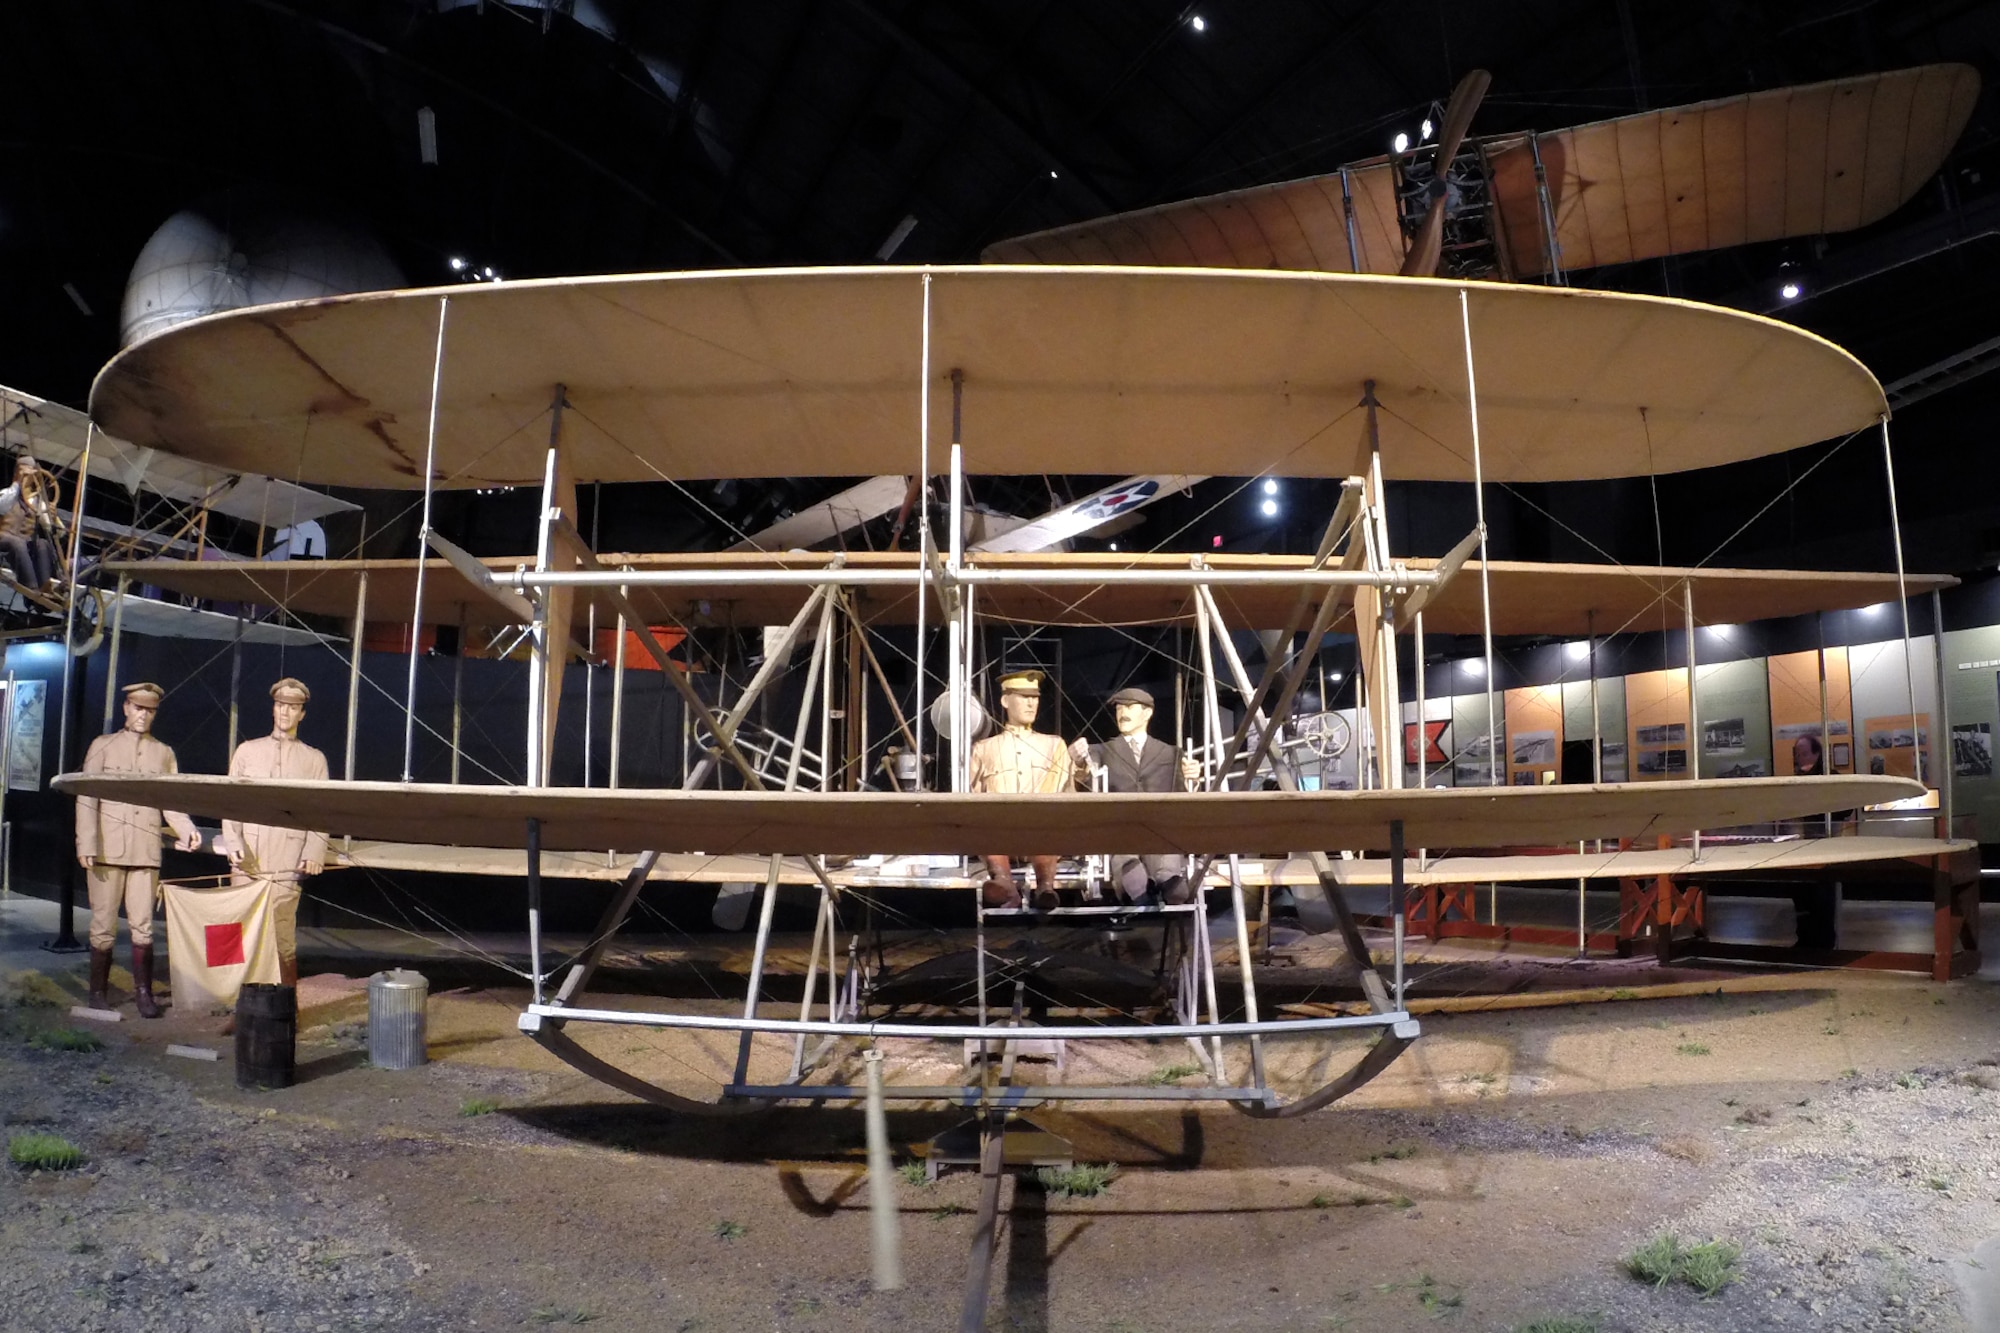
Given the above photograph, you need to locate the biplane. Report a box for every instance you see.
[982,63,1980,284]
[54,262,1960,1323]
[0,386,359,654]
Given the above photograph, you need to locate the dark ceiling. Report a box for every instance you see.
[7,0,2000,575]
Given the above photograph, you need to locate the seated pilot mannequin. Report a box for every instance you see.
[1069,686,1202,905]
[967,669,1074,909]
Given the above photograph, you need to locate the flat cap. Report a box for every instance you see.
[269,677,311,703]
[1107,686,1155,709]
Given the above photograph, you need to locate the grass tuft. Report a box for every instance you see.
[1623,1232,1740,1296]
[711,1219,747,1241]
[1624,1233,1684,1287]
[1036,1163,1115,1198]
[529,1308,597,1325]
[9,1132,84,1171]
[1894,1071,1927,1090]
[29,1027,103,1053]
[1678,1240,1742,1296]
[897,1159,930,1188]
[1513,1319,1601,1333]
[458,1098,499,1118]
[1675,1041,1711,1057]
[1142,1061,1204,1086]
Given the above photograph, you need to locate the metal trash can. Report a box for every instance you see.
[367,968,428,1070]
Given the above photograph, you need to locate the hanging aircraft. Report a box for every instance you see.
[982,63,1980,283]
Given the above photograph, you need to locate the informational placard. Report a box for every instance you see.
[6,679,44,792]
[1694,658,1772,780]
[1624,669,1689,782]
[1504,684,1562,786]
[1768,647,1853,775]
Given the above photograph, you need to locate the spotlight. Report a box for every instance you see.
[1190,14,1206,31]
[1462,657,1485,677]
[1108,542,1118,551]
[1260,499,1278,517]
[1049,169,1059,179]
[1707,623,1735,638]
[1261,478,1278,495]
[1780,280,1802,300]
[1861,602,1888,617]
[448,256,467,271]
[1564,640,1590,661]
[1421,117,1435,141]
[1329,671,1344,682]
[1392,132,1411,154]
[1211,534,1223,548]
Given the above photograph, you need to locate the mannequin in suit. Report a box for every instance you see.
[1070,686,1201,904]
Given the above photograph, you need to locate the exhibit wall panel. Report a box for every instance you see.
[1561,674,1627,782]
[1850,636,1938,785]
[1694,658,1772,779]
[1625,669,1690,781]
[1768,647,1854,775]
[1504,685,1562,785]
[1400,695,1452,789]
[1448,690,1500,787]
[1941,625,2000,836]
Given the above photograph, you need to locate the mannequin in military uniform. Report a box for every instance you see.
[75,682,202,1015]
[967,669,1073,909]
[221,677,329,988]
[1070,686,1202,904]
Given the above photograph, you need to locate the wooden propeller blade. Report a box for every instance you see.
[1399,201,1446,277]
[1399,68,1491,277]
[1432,69,1491,171]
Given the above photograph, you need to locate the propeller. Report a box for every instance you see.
[1398,68,1492,277]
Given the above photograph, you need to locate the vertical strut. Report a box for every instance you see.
[403,296,450,782]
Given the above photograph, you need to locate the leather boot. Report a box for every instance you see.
[1029,855,1062,911]
[86,947,112,1011]
[131,944,161,1019]
[980,856,1021,909]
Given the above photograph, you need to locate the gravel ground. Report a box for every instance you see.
[0,1013,451,1333]
[3,962,1998,1332]
[1500,1063,2000,1332]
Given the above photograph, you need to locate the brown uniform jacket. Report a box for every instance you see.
[222,733,330,879]
[76,730,190,868]
[968,728,1075,794]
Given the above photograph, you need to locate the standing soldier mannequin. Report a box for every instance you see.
[221,678,329,989]
[74,682,202,1016]
[967,669,1074,909]
[1070,686,1203,904]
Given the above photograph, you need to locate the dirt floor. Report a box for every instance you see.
[2,899,1998,1332]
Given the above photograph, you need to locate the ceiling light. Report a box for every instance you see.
[1421,118,1435,140]
[1261,478,1278,495]
[1780,280,1802,300]
[1048,169,1059,179]
[1563,640,1590,661]
[1108,542,1118,551]
[448,256,467,271]
[1329,671,1344,682]
[1461,657,1485,677]
[1861,602,1887,617]
[1190,14,1206,31]
[1260,499,1278,517]
[1707,623,1735,638]
[1392,132,1411,154]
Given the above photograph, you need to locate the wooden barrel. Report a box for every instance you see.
[233,983,297,1090]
